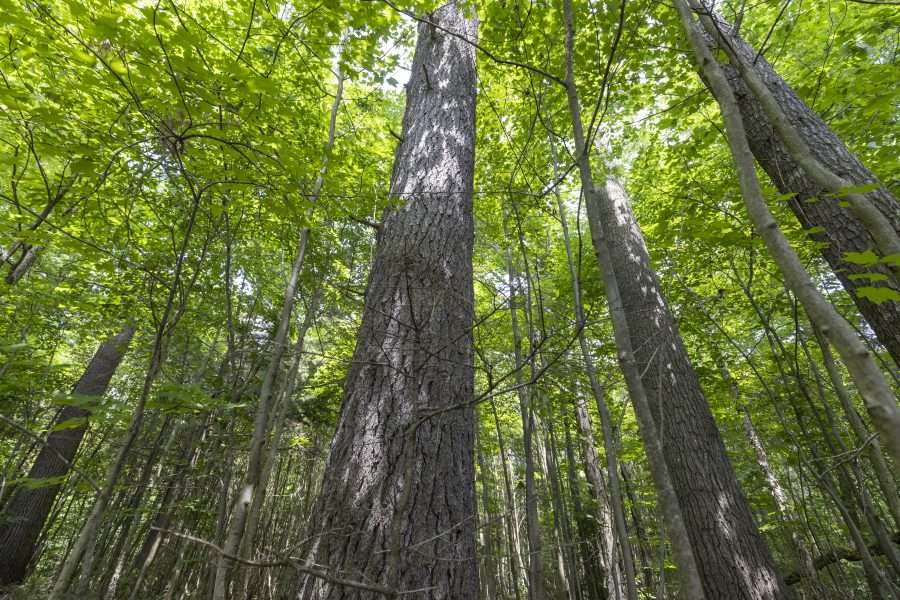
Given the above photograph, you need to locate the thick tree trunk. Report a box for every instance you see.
[0,326,134,587]
[701,12,900,365]
[588,178,787,598]
[677,0,900,472]
[297,4,479,598]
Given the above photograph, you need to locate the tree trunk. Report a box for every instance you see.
[543,421,581,600]
[504,217,545,600]
[677,0,900,471]
[561,1,704,595]
[811,324,900,532]
[588,177,786,598]
[213,228,308,600]
[127,419,207,600]
[297,3,479,598]
[701,10,900,365]
[0,326,134,587]
[49,187,203,600]
[492,399,524,600]
[562,422,606,600]
[475,424,499,600]
[553,143,636,600]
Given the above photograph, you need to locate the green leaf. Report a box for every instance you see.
[71,49,96,65]
[857,286,900,304]
[843,250,880,266]
[848,273,889,282]
[833,182,880,197]
[50,416,88,431]
[71,157,95,175]
[12,475,68,489]
[54,392,101,409]
[0,343,29,354]
[881,253,900,267]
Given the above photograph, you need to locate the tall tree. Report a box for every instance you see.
[696,7,900,365]
[0,326,134,586]
[296,2,480,597]
[676,0,900,471]
[587,178,788,598]
[560,0,704,595]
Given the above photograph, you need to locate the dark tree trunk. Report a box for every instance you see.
[0,326,134,587]
[562,421,606,600]
[706,16,900,365]
[588,179,787,598]
[297,3,479,598]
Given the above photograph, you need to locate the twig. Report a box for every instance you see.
[153,527,422,596]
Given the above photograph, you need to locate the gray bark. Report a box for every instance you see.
[677,0,900,472]
[297,3,479,598]
[701,10,900,365]
[561,0,704,595]
[589,178,786,598]
[0,327,134,587]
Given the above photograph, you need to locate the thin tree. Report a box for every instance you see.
[675,0,900,467]
[560,0,705,596]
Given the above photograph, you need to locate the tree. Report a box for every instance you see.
[588,178,786,598]
[0,1,898,598]
[697,7,900,365]
[296,2,480,597]
[0,326,133,586]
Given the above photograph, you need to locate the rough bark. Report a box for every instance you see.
[0,326,134,587]
[700,10,900,365]
[677,0,900,469]
[561,0,704,595]
[297,4,479,598]
[589,178,787,598]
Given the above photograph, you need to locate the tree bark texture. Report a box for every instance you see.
[589,178,787,599]
[297,4,479,598]
[0,326,134,586]
[705,14,900,365]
